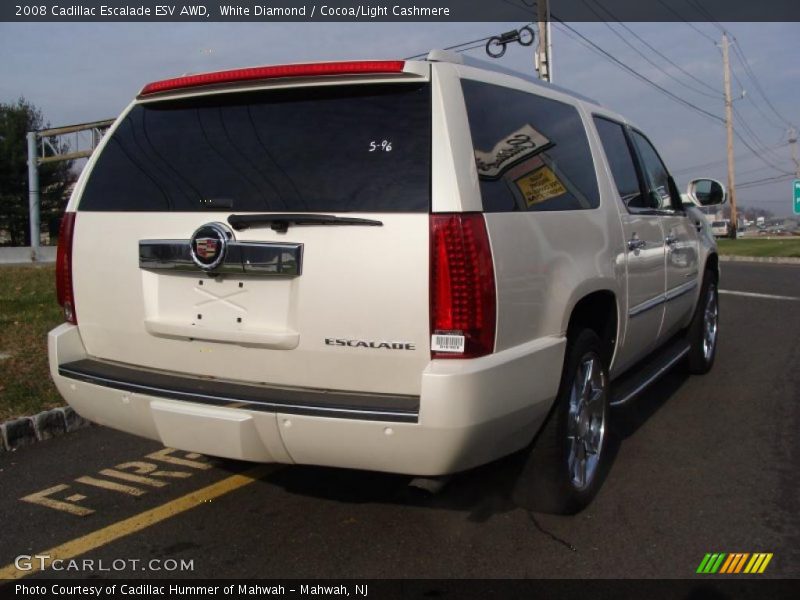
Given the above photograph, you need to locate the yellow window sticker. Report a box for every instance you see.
[514,166,567,207]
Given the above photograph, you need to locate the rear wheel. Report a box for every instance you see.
[521,329,613,514]
[686,271,719,374]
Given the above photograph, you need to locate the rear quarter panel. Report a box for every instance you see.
[439,65,627,355]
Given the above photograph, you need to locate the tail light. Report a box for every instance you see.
[56,211,77,324]
[430,213,496,359]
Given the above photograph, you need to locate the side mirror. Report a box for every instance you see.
[686,178,726,206]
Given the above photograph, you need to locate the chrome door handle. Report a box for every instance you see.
[627,237,647,251]
[664,234,678,247]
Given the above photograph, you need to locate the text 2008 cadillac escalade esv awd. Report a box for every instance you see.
[49,51,726,513]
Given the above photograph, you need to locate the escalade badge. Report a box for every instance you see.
[190,222,233,271]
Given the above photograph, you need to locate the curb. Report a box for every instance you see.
[720,255,800,265]
[0,407,91,453]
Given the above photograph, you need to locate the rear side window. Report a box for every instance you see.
[79,83,431,212]
[460,79,599,212]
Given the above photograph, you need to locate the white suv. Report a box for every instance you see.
[49,52,725,513]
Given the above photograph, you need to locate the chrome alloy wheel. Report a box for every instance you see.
[703,283,719,362]
[566,354,607,491]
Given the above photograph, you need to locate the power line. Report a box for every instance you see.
[404,22,533,60]
[659,0,788,140]
[553,19,726,125]
[671,142,789,174]
[404,33,495,59]
[736,173,794,189]
[586,0,722,98]
[728,61,787,132]
[729,38,796,129]
[402,18,795,182]
[732,106,785,164]
[732,129,793,176]
[653,0,717,44]
[683,0,725,33]
[736,161,794,178]
[676,3,793,135]
[553,20,792,178]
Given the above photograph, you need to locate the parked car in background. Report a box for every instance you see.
[711,220,731,237]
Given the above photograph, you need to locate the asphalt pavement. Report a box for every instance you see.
[0,262,797,580]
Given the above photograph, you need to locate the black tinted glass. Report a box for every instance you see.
[631,130,676,210]
[592,117,644,209]
[461,79,599,212]
[79,84,431,212]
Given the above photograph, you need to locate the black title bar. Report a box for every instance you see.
[3,0,800,22]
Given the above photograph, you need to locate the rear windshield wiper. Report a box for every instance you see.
[228,213,383,233]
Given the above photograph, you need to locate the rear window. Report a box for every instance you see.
[78,83,431,212]
[461,79,599,212]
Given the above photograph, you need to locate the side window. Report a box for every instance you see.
[461,79,600,212]
[630,130,680,211]
[592,116,645,209]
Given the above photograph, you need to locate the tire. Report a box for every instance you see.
[519,329,613,514]
[686,270,719,375]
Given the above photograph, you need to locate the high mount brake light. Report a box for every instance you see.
[430,213,496,359]
[140,61,407,95]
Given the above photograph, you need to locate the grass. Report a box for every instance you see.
[716,238,800,258]
[0,265,65,421]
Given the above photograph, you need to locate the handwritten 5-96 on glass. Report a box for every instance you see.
[368,140,393,152]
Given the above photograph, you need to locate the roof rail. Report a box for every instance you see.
[423,49,600,106]
[425,49,464,64]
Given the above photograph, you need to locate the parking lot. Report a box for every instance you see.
[1,262,797,580]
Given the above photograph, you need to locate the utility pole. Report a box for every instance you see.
[27,132,40,260]
[536,0,552,82]
[789,127,800,178]
[721,32,738,238]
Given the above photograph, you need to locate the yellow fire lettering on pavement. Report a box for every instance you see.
[20,484,95,516]
[100,465,169,488]
[75,476,146,497]
[0,464,274,580]
[147,448,213,470]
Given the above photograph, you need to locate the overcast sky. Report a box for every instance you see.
[1,20,797,215]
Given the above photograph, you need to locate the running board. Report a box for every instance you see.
[610,337,690,407]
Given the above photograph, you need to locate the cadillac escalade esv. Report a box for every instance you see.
[49,51,725,513]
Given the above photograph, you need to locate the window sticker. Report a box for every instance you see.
[474,124,551,179]
[514,166,568,207]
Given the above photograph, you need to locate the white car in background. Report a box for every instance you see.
[711,220,731,238]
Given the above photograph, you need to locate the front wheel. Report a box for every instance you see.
[518,329,613,514]
[686,271,719,374]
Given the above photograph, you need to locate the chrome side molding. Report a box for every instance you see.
[139,240,303,276]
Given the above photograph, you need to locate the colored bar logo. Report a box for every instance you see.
[697,553,773,574]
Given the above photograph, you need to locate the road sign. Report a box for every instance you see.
[795,179,800,215]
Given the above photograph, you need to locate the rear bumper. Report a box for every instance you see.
[49,324,565,476]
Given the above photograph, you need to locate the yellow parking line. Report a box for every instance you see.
[0,464,274,580]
